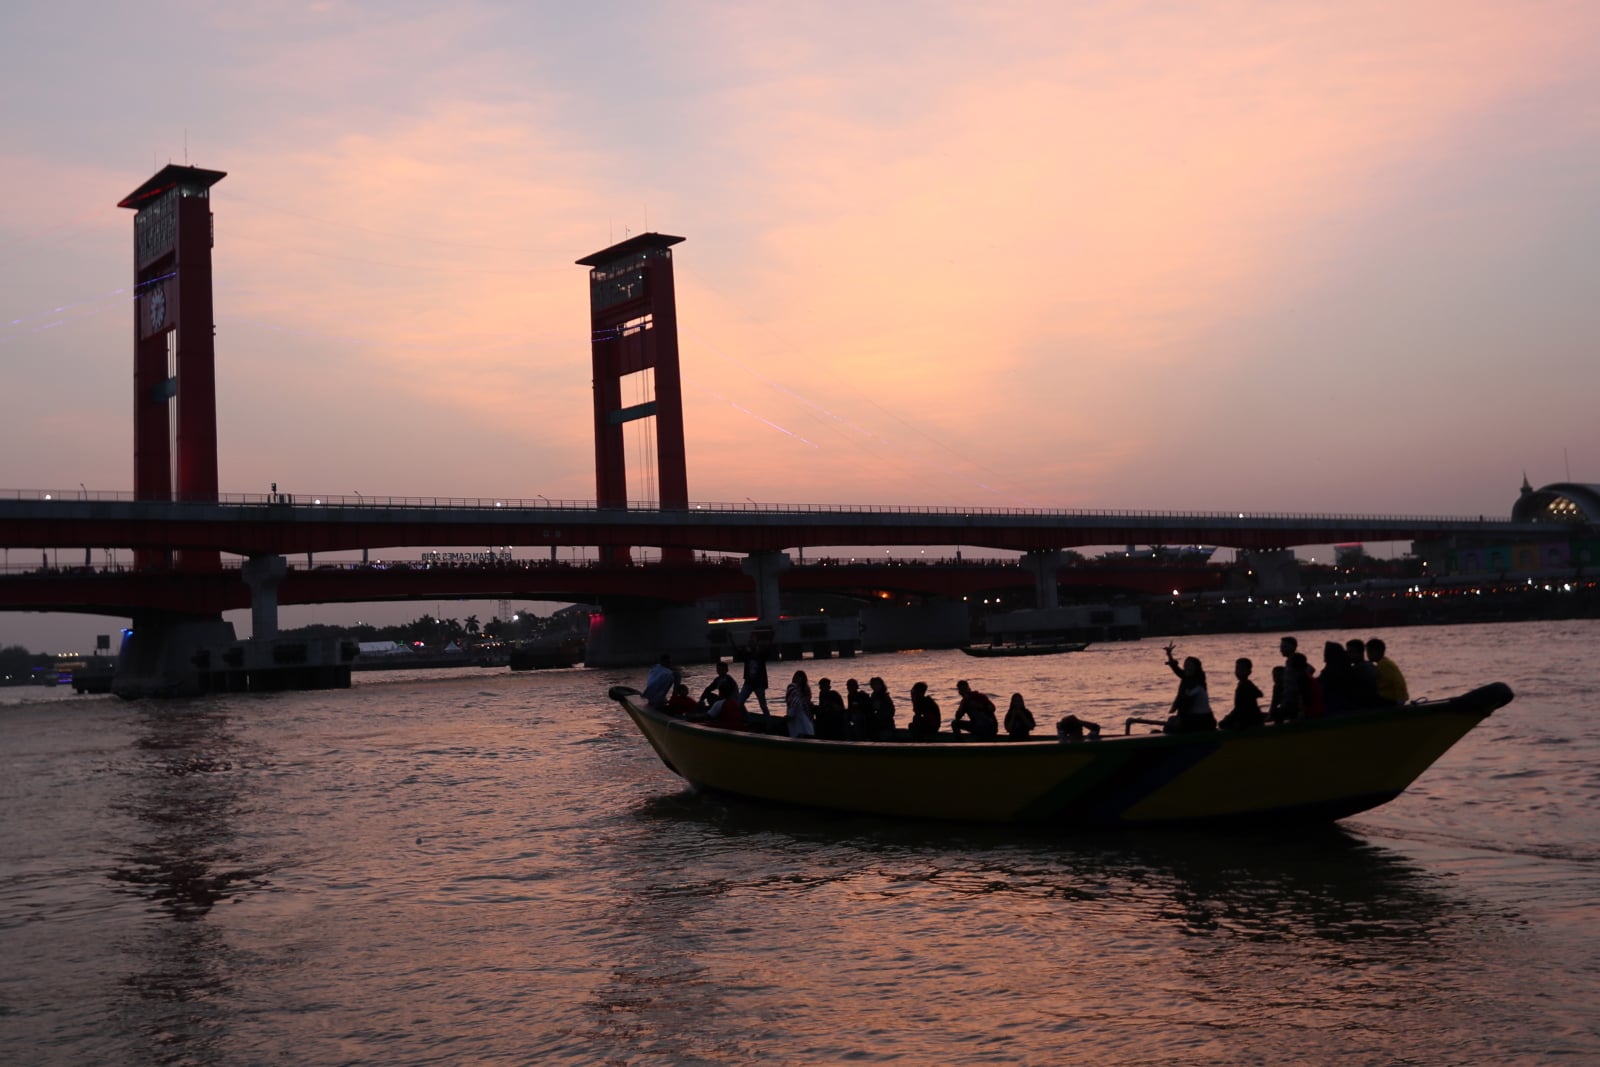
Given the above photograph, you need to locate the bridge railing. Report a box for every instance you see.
[0,488,1509,525]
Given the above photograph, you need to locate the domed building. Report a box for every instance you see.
[1512,477,1600,524]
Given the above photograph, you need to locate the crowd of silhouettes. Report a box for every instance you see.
[642,635,1408,741]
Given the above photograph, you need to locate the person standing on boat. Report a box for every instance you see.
[1366,638,1409,705]
[1162,643,1216,732]
[868,676,897,738]
[907,682,941,740]
[736,640,771,718]
[951,680,999,739]
[642,653,680,710]
[785,670,816,738]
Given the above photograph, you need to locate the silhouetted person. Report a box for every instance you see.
[1220,657,1265,730]
[785,670,815,738]
[665,682,698,718]
[1366,638,1409,705]
[1289,651,1323,719]
[814,678,847,739]
[1056,713,1102,740]
[699,659,738,716]
[1162,642,1216,732]
[1267,665,1291,723]
[1274,636,1301,722]
[1003,693,1036,739]
[868,676,897,738]
[736,640,771,717]
[1347,637,1379,706]
[951,680,999,738]
[642,653,679,709]
[908,681,941,740]
[1319,641,1360,714]
[844,678,873,740]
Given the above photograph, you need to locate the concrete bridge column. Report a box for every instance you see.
[740,551,792,622]
[241,554,287,640]
[1020,550,1067,609]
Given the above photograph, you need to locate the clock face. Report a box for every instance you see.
[148,285,167,331]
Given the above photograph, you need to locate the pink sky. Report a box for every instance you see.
[4,2,1600,649]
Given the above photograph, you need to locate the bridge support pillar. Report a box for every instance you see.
[1020,550,1066,609]
[242,554,287,640]
[113,613,238,698]
[740,551,792,622]
[584,604,707,669]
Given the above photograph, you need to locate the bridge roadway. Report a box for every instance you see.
[0,556,1224,616]
[0,492,1550,557]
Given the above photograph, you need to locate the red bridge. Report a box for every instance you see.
[0,165,1581,685]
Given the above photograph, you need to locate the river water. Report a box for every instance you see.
[2,620,1597,1065]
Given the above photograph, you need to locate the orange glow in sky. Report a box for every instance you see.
[3,2,1600,644]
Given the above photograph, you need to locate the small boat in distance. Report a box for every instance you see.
[607,682,1513,828]
[961,641,1090,657]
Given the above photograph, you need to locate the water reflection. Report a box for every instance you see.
[106,702,274,1066]
[576,797,744,1061]
[625,789,1498,950]
[581,790,1523,1062]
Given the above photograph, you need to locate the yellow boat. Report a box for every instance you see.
[607,683,1513,827]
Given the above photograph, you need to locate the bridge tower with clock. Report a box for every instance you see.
[118,165,226,570]
[578,233,691,564]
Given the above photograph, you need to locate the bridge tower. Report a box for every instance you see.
[118,165,226,570]
[578,233,690,564]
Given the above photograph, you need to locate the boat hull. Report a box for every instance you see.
[608,683,1512,827]
[961,642,1089,657]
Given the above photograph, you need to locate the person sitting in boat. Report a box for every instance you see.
[814,678,847,739]
[951,680,999,739]
[1162,643,1217,732]
[1271,636,1301,723]
[868,676,897,738]
[642,653,681,710]
[1366,638,1409,705]
[907,682,941,740]
[1056,713,1101,740]
[665,682,699,718]
[699,659,739,719]
[1266,665,1290,723]
[1318,641,1363,715]
[844,678,873,739]
[1003,693,1036,739]
[1347,637,1380,706]
[709,691,747,731]
[1288,651,1324,718]
[1219,657,1264,730]
[785,670,816,738]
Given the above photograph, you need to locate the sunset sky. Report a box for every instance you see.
[4,2,1600,649]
